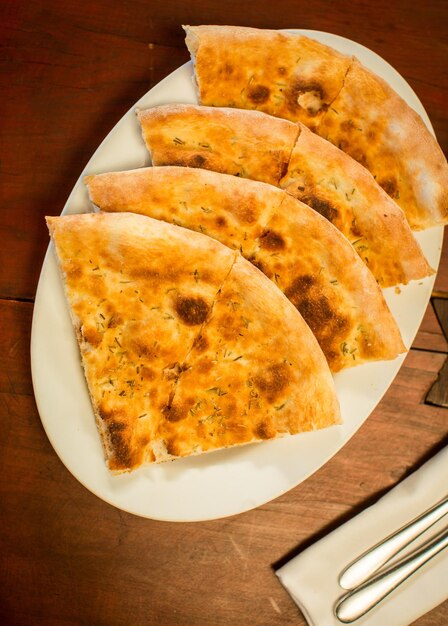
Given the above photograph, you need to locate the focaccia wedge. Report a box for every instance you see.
[184,25,448,230]
[85,166,406,372]
[161,254,338,456]
[316,60,448,230]
[138,104,433,287]
[47,211,340,472]
[184,24,351,130]
[137,103,299,186]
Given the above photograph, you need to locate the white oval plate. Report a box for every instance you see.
[31,30,443,522]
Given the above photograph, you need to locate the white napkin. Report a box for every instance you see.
[276,446,448,626]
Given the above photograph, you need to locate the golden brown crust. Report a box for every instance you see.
[47,211,340,471]
[86,165,284,258]
[281,123,434,286]
[184,26,448,230]
[317,60,448,229]
[184,25,351,131]
[135,103,432,287]
[252,195,406,371]
[47,212,237,471]
[161,255,341,458]
[85,166,406,371]
[138,103,299,186]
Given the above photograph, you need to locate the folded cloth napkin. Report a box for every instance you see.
[276,446,448,626]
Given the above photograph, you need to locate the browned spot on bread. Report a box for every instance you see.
[254,362,291,402]
[287,80,327,115]
[193,334,208,353]
[325,349,338,363]
[108,421,133,468]
[299,296,335,330]
[280,160,289,180]
[165,437,179,456]
[255,420,274,440]
[165,438,182,456]
[248,256,265,273]
[259,229,285,250]
[278,66,286,76]
[285,277,349,366]
[189,154,207,168]
[215,215,227,228]
[351,217,362,237]
[130,339,158,360]
[284,274,315,303]
[107,312,123,328]
[175,295,210,326]
[223,62,233,75]
[340,119,358,133]
[304,195,339,223]
[300,297,349,367]
[81,325,102,348]
[379,177,399,199]
[247,84,270,104]
[351,150,368,167]
[65,264,82,280]
[163,404,185,423]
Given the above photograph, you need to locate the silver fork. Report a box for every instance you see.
[339,495,448,589]
[334,495,448,623]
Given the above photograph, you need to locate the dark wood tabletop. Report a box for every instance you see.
[1,2,447,625]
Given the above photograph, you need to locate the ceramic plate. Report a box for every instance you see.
[31,30,443,521]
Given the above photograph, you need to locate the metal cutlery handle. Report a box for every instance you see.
[339,495,448,589]
[335,528,448,623]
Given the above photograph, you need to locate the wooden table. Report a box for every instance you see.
[1,2,447,624]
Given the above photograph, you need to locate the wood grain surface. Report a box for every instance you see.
[1,1,447,625]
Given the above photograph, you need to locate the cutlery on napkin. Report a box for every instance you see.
[276,446,448,626]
